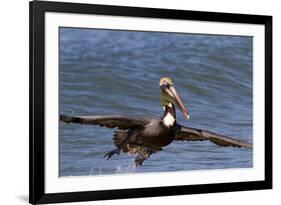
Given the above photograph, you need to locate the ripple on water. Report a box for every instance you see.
[59,28,253,177]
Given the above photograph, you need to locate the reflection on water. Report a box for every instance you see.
[59,28,253,176]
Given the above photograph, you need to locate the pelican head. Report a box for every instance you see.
[159,77,190,119]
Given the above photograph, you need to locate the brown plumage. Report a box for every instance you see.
[60,77,252,166]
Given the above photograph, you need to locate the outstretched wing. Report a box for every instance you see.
[60,114,151,130]
[175,125,252,148]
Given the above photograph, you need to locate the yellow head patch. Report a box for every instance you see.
[159,77,173,86]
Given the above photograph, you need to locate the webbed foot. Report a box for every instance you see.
[103,149,120,159]
[134,154,147,166]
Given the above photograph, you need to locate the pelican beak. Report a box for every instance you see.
[160,85,190,119]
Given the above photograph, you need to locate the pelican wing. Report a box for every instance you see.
[175,125,252,148]
[60,114,151,130]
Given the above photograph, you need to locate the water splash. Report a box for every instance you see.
[116,158,137,174]
[89,166,103,175]
[88,158,138,175]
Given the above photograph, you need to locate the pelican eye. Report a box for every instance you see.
[163,81,172,87]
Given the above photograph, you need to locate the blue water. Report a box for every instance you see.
[59,27,253,177]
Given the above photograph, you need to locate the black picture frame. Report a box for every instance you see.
[29,0,272,204]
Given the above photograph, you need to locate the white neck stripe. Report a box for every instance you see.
[163,112,175,127]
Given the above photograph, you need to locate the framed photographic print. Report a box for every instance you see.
[29,0,272,204]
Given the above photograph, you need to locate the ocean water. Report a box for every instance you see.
[59,27,253,177]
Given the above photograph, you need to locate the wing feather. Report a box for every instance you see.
[175,125,252,148]
[60,114,151,130]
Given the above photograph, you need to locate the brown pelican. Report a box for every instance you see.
[60,77,252,166]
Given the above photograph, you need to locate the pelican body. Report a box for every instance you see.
[60,77,252,166]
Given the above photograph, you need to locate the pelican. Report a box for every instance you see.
[60,77,252,166]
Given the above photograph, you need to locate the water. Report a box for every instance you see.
[59,27,253,177]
